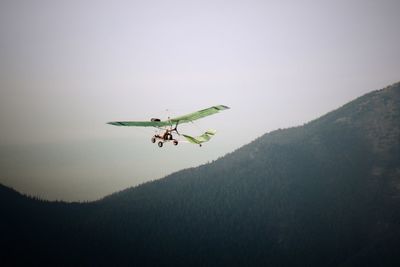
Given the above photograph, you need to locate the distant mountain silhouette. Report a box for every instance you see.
[1,82,400,266]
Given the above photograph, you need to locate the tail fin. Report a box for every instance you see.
[205,129,217,136]
[183,129,217,144]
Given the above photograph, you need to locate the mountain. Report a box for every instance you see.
[1,82,400,266]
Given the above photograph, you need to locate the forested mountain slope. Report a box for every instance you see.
[1,82,399,266]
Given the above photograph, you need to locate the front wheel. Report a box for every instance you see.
[158,141,163,147]
[173,140,178,146]
[151,137,156,143]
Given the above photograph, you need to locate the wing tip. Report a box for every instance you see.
[215,105,230,110]
[107,122,123,126]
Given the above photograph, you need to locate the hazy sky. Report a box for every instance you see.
[0,0,399,201]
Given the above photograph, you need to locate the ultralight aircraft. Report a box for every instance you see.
[107,105,230,147]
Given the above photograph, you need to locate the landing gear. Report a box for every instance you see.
[153,129,179,147]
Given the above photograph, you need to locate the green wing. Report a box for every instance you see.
[107,105,229,127]
[107,121,171,127]
[170,105,230,124]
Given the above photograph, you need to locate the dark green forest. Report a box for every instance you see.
[1,82,400,266]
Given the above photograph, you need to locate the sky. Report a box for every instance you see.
[0,0,399,201]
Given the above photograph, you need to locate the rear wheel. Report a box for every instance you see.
[173,140,178,146]
[151,137,156,143]
[158,141,163,147]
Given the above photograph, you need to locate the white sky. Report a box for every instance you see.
[0,0,399,201]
